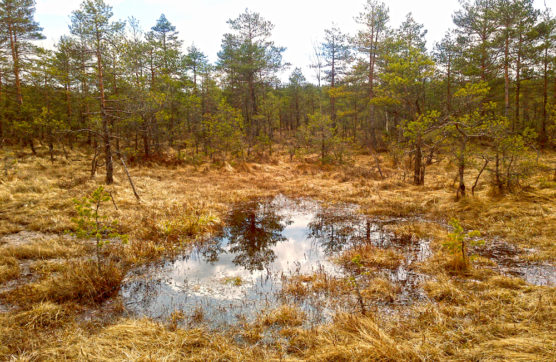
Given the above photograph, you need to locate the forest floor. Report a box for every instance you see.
[0,146,555,361]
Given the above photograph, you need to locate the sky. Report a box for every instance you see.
[34,0,549,82]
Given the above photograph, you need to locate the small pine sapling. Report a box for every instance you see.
[443,218,483,270]
[73,186,128,272]
[349,254,367,315]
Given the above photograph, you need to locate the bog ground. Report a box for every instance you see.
[0,147,554,361]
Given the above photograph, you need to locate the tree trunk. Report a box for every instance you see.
[540,47,548,146]
[368,39,377,146]
[65,81,72,124]
[8,24,35,154]
[413,139,423,186]
[28,139,36,155]
[480,31,488,82]
[504,31,510,118]
[143,133,150,158]
[495,151,502,191]
[457,155,466,198]
[514,34,522,131]
[446,58,452,113]
[96,30,113,184]
[472,158,489,195]
[330,46,336,125]
[8,24,23,106]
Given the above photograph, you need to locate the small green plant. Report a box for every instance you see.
[351,254,363,268]
[349,254,367,315]
[443,218,483,269]
[223,276,243,286]
[73,186,127,272]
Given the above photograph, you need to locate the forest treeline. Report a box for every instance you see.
[0,0,555,195]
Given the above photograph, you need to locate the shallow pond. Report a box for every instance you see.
[475,240,556,286]
[120,195,431,328]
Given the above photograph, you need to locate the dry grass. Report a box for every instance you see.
[2,260,123,307]
[260,305,306,327]
[0,234,85,260]
[282,271,351,299]
[361,277,401,303]
[0,256,20,284]
[306,314,422,361]
[0,145,554,360]
[338,244,405,271]
[3,318,268,361]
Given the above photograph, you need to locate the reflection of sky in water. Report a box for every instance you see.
[120,195,435,327]
[121,196,347,327]
[121,195,554,328]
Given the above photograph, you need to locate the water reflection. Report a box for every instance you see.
[120,195,430,328]
[223,200,290,271]
[307,208,387,254]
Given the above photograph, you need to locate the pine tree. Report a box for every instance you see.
[184,45,208,91]
[149,14,182,76]
[0,0,43,151]
[453,0,499,82]
[70,0,124,184]
[510,0,538,129]
[287,68,306,130]
[355,0,389,146]
[321,25,350,124]
[434,31,460,113]
[536,8,556,146]
[217,9,285,151]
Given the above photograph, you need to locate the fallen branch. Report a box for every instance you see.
[118,153,140,201]
[472,157,489,196]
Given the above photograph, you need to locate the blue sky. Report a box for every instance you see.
[34,0,549,82]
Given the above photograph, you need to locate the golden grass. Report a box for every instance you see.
[424,277,469,304]
[2,318,268,361]
[260,305,306,327]
[338,244,404,271]
[0,256,20,284]
[361,277,401,303]
[0,145,554,360]
[307,314,422,361]
[2,260,123,307]
[11,301,74,329]
[0,234,86,260]
[282,271,350,299]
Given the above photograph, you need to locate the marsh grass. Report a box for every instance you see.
[2,260,124,307]
[0,234,85,260]
[361,278,401,303]
[0,146,554,360]
[282,271,351,299]
[338,245,405,271]
[0,256,19,284]
[260,305,305,327]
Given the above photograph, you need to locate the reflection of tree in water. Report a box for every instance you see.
[197,238,226,263]
[308,209,372,254]
[201,200,291,271]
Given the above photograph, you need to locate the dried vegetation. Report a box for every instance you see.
[0,146,554,360]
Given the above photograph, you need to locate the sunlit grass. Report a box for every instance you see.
[0,145,554,360]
